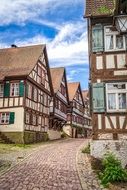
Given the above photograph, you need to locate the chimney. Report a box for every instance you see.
[11,44,17,48]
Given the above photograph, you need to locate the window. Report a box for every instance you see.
[0,113,10,124]
[10,83,19,96]
[25,113,30,124]
[106,83,127,112]
[32,115,37,125]
[28,84,32,99]
[0,84,4,97]
[92,24,104,52]
[104,26,126,51]
[33,88,37,101]
[67,114,71,121]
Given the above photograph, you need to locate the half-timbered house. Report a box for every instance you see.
[49,67,69,139]
[85,0,127,165]
[82,90,92,137]
[64,82,85,138]
[0,44,53,143]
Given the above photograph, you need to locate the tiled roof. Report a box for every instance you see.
[0,44,45,80]
[85,0,115,17]
[82,90,89,101]
[50,67,65,93]
[67,82,80,101]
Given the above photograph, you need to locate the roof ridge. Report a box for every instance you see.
[0,44,45,51]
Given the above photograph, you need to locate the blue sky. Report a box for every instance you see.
[0,0,89,90]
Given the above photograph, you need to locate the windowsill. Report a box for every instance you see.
[105,49,126,52]
[10,95,19,98]
[0,123,10,125]
[107,110,127,113]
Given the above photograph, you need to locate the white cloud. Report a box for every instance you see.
[47,21,88,67]
[0,0,83,26]
[15,34,49,46]
[2,21,88,68]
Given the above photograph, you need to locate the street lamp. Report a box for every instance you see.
[114,0,127,33]
[115,15,127,33]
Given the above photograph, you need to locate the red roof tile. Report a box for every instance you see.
[50,67,65,93]
[67,82,80,101]
[85,0,115,17]
[0,44,45,80]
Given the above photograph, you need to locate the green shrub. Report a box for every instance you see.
[82,144,90,154]
[99,153,127,187]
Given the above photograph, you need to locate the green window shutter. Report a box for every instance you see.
[92,83,105,113]
[19,81,24,97]
[92,24,104,52]
[4,82,10,97]
[89,83,92,115]
[9,112,15,124]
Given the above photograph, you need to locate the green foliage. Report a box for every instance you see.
[82,144,90,154]
[99,153,127,187]
[97,6,112,14]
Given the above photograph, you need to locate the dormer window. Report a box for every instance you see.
[104,26,126,51]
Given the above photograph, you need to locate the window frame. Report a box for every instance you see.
[0,84,4,97]
[10,83,19,97]
[0,112,10,124]
[106,82,127,112]
[104,25,126,52]
[25,112,30,124]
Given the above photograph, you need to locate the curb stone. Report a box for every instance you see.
[76,140,109,190]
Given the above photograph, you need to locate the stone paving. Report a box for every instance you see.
[77,144,107,190]
[0,139,84,190]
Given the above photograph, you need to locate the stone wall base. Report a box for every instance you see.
[24,131,49,144]
[1,131,49,144]
[1,132,24,144]
[48,129,61,140]
[91,140,127,168]
[63,125,72,137]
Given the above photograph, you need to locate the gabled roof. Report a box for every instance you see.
[0,44,45,81]
[50,67,65,93]
[85,0,115,18]
[67,82,80,101]
[82,90,89,101]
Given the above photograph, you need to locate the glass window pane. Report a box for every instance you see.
[106,35,113,50]
[118,93,126,109]
[107,83,126,90]
[0,84,4,97]
[92,28,103,49]
[116,35,124,49]
[108,93,116,110]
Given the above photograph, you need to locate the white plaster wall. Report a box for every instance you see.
[48,129,61,140]
[118,134,127,140]
[0,108,24,132]
[63,125,72,137]
[117,54,125,68]
[91,140,127,168]
[106,55,115,69]
[98,114,102,129]
[96,56,103,69]
[98,133,113,140]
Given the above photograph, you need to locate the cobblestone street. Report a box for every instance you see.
[0,139,85,190]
